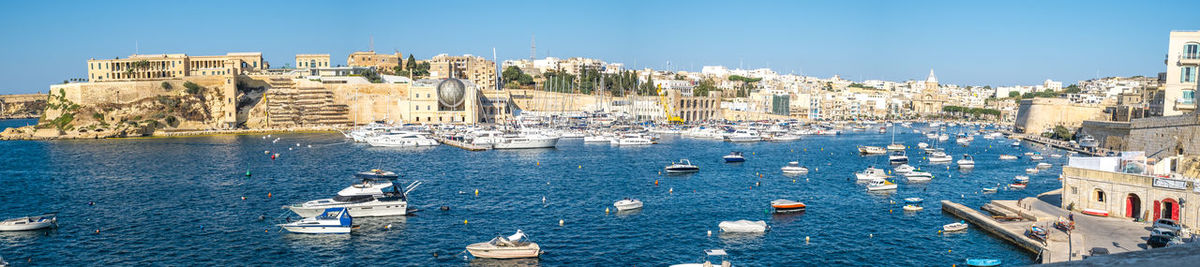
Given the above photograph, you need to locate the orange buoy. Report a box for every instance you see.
[267,192,272,198]
[654,180,659,186]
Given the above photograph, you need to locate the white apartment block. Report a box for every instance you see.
[1163,30,1200,116]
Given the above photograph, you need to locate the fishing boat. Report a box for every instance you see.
[466,230,542,259]
[888,150,909,164]
[1081,208,1110,217]
[665,159,700,174]
[781,162,809,174]
[893,164,915,174]
[944,221,969,232]
[718,220,768,233]
[999,154,1018,160]
[614,198,644,211]
[771,199,807,213]
[0,213,57,231]
[957,154,975,168]
[722,152,746,163]
[866,179,898,191]
[855,166,888,181]
[965,259,1001,267]
[278,207,353,234]
[858,145,887,155]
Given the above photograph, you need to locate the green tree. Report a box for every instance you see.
[1064,84,1082,94]
[406,54,418,72]
[183,81,203,95]
[694,78,717,97]
[161,81,172,90]
[1008,91,1020,98]
[502,66,525,84]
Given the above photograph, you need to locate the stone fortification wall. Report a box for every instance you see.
[1014,98,1105,134]
[1080,120,1132,150]
[1126,114,1200,159]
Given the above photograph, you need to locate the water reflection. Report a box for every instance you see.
[468,257,541,267]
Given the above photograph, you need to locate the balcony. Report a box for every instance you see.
[1181,53,1200,65]
[1175,99,1195,111]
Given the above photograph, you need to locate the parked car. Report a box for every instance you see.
[1147,235,1172,248]
[1151,227,1179,238]
[1154,218,1182,232]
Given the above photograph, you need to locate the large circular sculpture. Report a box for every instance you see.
[437,78,466,108]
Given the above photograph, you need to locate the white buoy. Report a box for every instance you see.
[806,236,810,244]
[559,219,564,226]
[669,188,674,194]
[707,230,712,236]
[307,145,312,148]
[296,143,300,147]
[869,233,873,238]
[542,196,546,204]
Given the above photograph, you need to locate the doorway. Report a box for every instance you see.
[1126,194,1141,219]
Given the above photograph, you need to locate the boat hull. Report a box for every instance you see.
[0,222,54,231]
[1081,208,1109,217]
[288,202,408,218]
[280,225,351,234]
[494,138,559,149]
[466,243,541,259]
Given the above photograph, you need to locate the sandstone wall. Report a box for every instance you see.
[1081,120,1132,150]
[507,89,601,113]
[321,82,408,125]
[1125,114,1200,159]
[1014,98,1105,134]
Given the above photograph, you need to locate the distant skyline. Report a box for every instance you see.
[0,0,1196,94]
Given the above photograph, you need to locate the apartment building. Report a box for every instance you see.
[428,54,497,91]
[1163,30,1200,116]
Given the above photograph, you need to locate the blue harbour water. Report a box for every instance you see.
[0,118,1067,266]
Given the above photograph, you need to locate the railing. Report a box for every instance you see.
[1181,53,1200,62]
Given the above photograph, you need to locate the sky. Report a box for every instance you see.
[0,0,1196,94]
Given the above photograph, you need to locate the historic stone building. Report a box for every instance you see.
[87,52,267,82]
[295,54,331,70]
[911,69,946,115]
[1061,163,1198,231]
[346,51,403,73]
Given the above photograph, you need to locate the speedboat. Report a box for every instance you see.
[771,199,807,213]
[904,170,933,182]
[0,213,57,231]
[957,154,975,168]
[670,249,732,267]
[285,171,420,218]
[855,166,888,181]
[614,198,643,211]
[665,159,700,174]
[944,221,969,232]
[893,164,915,174]
[965,259,1000,267]
[466,230,542,259]
[365,131,439,147]
[999,154,1017,160]
[889,151,909,164]
[928,150,953,163]
[858,146,887,155]
[1036,162,1052,169]
[781,162,809,175]
[278,207,353,234]
[723,152,746,163]
[903,204,924,211]
[866,179,898,191]
[718,220,768,233]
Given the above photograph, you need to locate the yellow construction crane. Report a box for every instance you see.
[657,84,684,124]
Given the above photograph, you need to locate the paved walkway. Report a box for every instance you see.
[1013,193,1149,262]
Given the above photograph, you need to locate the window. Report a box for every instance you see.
[1183,90,1195,105]
[1095,189,1105,202]
[1183,66,1197,83]
[1186,43,1200,59]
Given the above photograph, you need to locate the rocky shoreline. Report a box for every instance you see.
[0,126,344,141]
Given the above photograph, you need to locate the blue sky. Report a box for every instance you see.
[0,0,1195,94]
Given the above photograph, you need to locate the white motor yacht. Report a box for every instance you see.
[0,213,57,231]
[928,150,953,163]
[957,154,975,168]
[855,166,888,181]
[583,134,614,143]
[365,131,438,147]
[724,129,762,142]
[670,249,733,267]
[494,133,560,149]
[278,207,353,234]
[665,159,700,174]
[466,230,542,259]
[889,150,909,164]
[611,133,654,146]
[781,162,809,174]
[469,130,506,147]
[285,172,420,218]
[614,198,644,211]
[893,164,916,174]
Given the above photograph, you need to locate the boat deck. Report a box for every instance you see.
[431,136,491,151]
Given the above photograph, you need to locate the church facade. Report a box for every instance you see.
[911,69,946,116]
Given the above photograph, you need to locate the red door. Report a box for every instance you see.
[1127,196,1134,217]
[1154,200,1161,220]
[1164,198,1180,221]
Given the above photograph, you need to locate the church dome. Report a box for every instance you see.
[437,78,466,107]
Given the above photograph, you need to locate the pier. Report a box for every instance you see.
[1002,131,1112,156]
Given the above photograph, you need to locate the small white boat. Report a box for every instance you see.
[1014,175,1030,182]
[718,220,768,233]
[917,142,929,149]
[903,204,924,211]
[0,213,57,231]
[278,207,353,234]
[887,143,906,151]
[665,159,700,173]
[781,162,809,174]
[855,166,888,181]
[982,187,998,193]
[614,198,644,211]
[670,249,732,267]
[893,164,915,174]
[770,134,801,141]
[583,135,614,143]
[943,221,968,232]
[1011,141,1020,147]
[858,145,887,155]
[1025,168,1039,174]
[866,179,898,191]
[1030,154,1044,160]
[928,151,953,163]
[957,154,975,168]
[1036,162,1052,169]
[466,230,542,259]
[889,151,909,164]
[904,170,933,182]
[999,154,1018,160]
[771,199,807,213]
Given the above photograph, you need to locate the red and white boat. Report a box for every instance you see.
[771,199,806,213]
[1081,208,1109,217]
